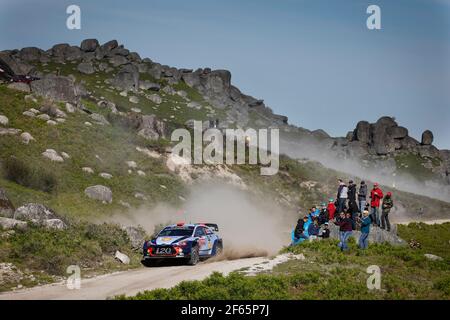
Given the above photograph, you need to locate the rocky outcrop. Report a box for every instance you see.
[329,223,406,246]
[421,130,433,145]
[122,226,146,250]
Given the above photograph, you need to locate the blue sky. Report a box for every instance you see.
[1,0,449,148]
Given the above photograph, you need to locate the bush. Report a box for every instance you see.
[2,156,58,193]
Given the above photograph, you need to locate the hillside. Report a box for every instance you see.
[0,39,449,293]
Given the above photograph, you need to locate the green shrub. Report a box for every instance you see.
[2,156,58,193]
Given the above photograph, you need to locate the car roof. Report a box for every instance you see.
[165,223,210,229]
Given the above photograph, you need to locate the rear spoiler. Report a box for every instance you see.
[199,223,219,232]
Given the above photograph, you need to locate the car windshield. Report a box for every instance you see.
[158,227,194,237]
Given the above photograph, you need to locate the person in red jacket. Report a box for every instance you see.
[369,183,384,227]
[327,198,336,220]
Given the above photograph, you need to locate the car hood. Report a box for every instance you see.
[155,236,189,245]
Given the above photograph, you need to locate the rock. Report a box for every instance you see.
[65,46,82,61]
[328,224,406,246]
[77,62,95,74]
[18,47,42,61]
[90,113,110,125]
[7,82,30,93]
[42,149,64,162]
[84,121,92,126]
[0,217,27,230]
[424,253,443,261]
[0,51,34,74]
[61,152,70,159]
[119,200,131,208]
[22,111,35,118]
[0,128,21,136]
[82,167,94,174]
[36,114,51,121]
[119,91,128,97]
[56,118,66,123]
[43,219,67,230]
[138,115,166,140]
[418,145,440,158]
[134,193,148,200]
[0,263,24,285]
[311,129,330,139]
[387,126,408,139]
[114,250,130,264]
[187,102,202,109]
[80,39,99,52]
[28,108,40,114]
[131,107,141,113]
[126,161,137,168]
[46,120,57,126]
[139,81,160,91]
[147,94,162,104]
[400,136,419,150]
[166,154,191,172]
[14,203,57,221]
[176,90,188,99]
[122,226,146,250]
[162,85,175,95]
[137,170,146,177]
[20,132,35,144]
[65,103,75,113]
[101,40,119,52]
[109,55,128,67]
[112,64,139,91]
[99,173,113,179]
[31,75,82,104]
[421,130,433,145]
[0,115,9,126]
[84,185,113,203]
[0,188,15,218]
[129,96,139,104]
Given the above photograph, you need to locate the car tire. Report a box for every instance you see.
[187,245,200,265]
[214,241,223,256]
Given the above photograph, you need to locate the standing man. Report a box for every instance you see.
[347,180,359,224]
[358,210,372,249]
[369,183,384,227]
[334,212,353,252]
[381,192,394,231]
[358,181,368,213]
[336,179,348,214]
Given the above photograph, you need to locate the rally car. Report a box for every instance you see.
[142,223,223,266]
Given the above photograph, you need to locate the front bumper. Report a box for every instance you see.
[143,245,190,259]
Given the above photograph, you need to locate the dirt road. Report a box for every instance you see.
[0,257,266,300]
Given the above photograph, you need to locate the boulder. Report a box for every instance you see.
[387,126,408,139]
[328,224,406,246]
[129,96,139,104]
[122,226,146,250]
[65,46,82,61]
[0,217,27,230]
[30,75,83,104]
[90,113,110,125]
[77,62,95,74]
[0,188,15,218]
[80,39,99,52]
[111,64,139,91]
[37,114,51,121]
[421,130,433,145]
[101,40,119,52]
[82,167,94,174]
[7,82,30,93]
[51,43,70,58]
[418,145,440,158]
[20,132,35,144]
[40,104,67,118]
[138,115,166,140]
[109,55,128,67]
[0,52,34,74]
[84,185,112,203]
[17,47,42,61]
[114,250,130,264]
[0,128,21,136]
[99,173,113,179]
[354,121,370,143]
[14,203,57,221]
[147,94,162,104]
[43,219,67,230]
[424,253,443,261]
[42,149,64,162]
[0,115,8,126]
[139,81,160,91]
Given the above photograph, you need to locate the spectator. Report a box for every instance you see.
[327,198,336,220]
[294,215,309,240]
[319,222,330,239]
[334,212,353,251]
[358,210,371,249]
[318,203,329,225]
[358,181,368,213]
[336,180,348,214]
[308,218,320,241]
[369,183,384,227]
[381,192,394,231]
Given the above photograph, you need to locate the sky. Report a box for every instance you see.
[1,0,449,149]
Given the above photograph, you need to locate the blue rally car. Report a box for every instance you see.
[142,223,223,266]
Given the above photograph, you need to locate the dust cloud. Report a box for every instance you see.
[109,183,293,257]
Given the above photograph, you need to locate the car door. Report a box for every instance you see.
[194,226,209,254]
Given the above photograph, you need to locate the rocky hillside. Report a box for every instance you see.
[0,38,449,223]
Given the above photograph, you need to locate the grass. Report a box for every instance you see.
[120,223,450,300]
[0,221,142,292]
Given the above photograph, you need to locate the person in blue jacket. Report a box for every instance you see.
[358,210,372,249]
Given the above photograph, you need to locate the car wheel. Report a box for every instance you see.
[215,241,223,256]
[187,245,199,265]
[141,259,154,267]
